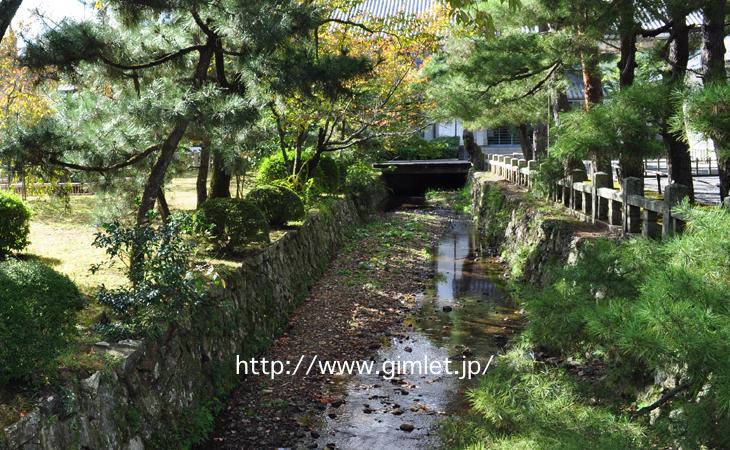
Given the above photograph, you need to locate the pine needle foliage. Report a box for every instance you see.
[440,340,647,450]
[518,204,730,447]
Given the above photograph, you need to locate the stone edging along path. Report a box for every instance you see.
[1,193,385,450]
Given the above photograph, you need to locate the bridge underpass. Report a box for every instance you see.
[372,159,472,197]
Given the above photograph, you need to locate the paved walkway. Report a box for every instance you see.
[643,175,721,205]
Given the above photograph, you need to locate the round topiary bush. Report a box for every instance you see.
[0,259,83,387]
[246,185,305,227]
[196,198,270,252]
[257,153,292,184]
[0,191,31,257]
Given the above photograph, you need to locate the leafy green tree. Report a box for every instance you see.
[683,83,730,199]
[264,3,446,186]
[425,24,566,160]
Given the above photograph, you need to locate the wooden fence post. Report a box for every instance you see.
[569,169,587,211]
[592,172,609,223]
[663,183,690,239]
[527,160,537,190]
[642,209,660,239]
[518,159,527,186]
[623,177,642,234]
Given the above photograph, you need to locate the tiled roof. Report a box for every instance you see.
[331,0,440,22]
[637,8,703,31]
[332,0,703,31]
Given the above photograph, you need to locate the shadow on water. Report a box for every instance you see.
[308,215,521,450]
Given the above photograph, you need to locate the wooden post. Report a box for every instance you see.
[570,169,587,211]
[663,183,690,239]
[518,159,527,186]
[593,172,610,222]
[510,158,519,183]
[623,177,642,234]
[642,209,659,239]
[527,160,537,190]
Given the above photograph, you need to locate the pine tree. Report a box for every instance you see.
[10,0,323,226]
[700,0,728,200]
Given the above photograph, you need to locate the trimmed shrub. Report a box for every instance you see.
[0,191,31,257]
[344,161,387,213]
[246,185,305,227]
[257,152,291,184]
[317,155,341,192]
[384,136,459,160]
[196,198,270,251]
[256,151,342,194]
[0,259,83,387]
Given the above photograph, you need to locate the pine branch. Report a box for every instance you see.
[100,45,204,71]
[192,10,217,39]
[321,18,376,34]
[494,61,562,106]
[633,383,689,416]
[48,144,161,173]
[478,60,561,97]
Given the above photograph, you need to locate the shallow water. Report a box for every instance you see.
[308,216,520,450]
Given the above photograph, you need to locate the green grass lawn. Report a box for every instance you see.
[25,195,126,295]
[22,176,243,294]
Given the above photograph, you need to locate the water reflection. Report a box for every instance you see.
[306,217,520,450]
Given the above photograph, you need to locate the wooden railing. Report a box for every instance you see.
[486,153,690,239]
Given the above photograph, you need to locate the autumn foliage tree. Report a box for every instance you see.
[266,2,448,185]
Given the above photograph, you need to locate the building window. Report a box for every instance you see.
[487,127,518,146]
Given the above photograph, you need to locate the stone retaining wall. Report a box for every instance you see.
[471,172,608,284]
[1,193,384,450]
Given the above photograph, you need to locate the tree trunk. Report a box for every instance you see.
[292,127,307,178]
[136,120,190,226]
[156,188,170,220]
[662,8,694,201]
[463,129,485,169]
[196,141,211,208]
[581,46,604,108]
[701,0,728,199]
[616,0,644,188]
[532,123,548,160]
[516,124,532,160]
[551,90,570,127]
[0,0,22,44]
[136,44,213,227]
[303,129,327,181]
[617,0,637,88]
[210,150,231,198]
[551,90,582,172]
[581,44,613,182]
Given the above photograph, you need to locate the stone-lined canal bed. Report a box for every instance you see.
[200,202,522,450]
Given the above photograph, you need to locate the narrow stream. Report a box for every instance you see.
[307,213,521,449]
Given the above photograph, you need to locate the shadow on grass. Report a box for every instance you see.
[17,253,63,267]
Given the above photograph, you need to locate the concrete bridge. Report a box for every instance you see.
[372,159,472,196]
